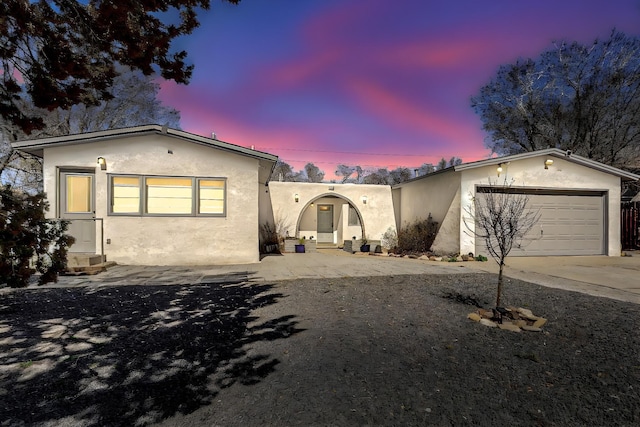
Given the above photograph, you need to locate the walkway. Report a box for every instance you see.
[13,249,640,304]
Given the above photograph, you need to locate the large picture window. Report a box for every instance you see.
[109,175,226,216]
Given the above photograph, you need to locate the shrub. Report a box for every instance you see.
[395,215,439,254]
[0,186,74,288]
[381,227,398,251]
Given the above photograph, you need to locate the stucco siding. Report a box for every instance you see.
[268,182,396,243]
[430,187,461,255]
[43,134,262,265]
[459,155,622,256]
[395,170,461,230]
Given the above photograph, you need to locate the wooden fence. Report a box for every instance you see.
[621,201,640,250]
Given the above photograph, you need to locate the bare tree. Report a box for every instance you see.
[304,163,325,183]
[464,179,540,307]
[1,66,179,193]
[472,30,640,170]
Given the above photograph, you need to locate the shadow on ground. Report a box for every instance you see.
[0,272,303,426]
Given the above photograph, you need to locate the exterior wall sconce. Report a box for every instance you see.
[310,202,314,207]
[496,164,503,177]
[544,159,554,169]
[294,193,299,203]
[362,195,368,204]
[97,157,107,170]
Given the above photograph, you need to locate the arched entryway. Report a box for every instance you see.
[295,193,365,247]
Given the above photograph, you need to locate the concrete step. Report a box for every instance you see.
[67,254,106,268]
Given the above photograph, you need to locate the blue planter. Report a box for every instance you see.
[295,244,305,253]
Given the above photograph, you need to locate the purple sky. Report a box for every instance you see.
[158,0,640,179]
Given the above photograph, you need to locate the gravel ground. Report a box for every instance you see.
[1,273,639,426]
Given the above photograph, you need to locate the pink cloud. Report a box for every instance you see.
[386,39,489,68]
[346,77,481,144]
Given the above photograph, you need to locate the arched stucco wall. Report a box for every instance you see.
[268,182,397,244]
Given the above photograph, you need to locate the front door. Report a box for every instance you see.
[60,170,96,253]
[317,204,334,243]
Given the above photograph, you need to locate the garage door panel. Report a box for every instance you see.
[475,192,604,256]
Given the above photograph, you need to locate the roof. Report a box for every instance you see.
[394,148,639,188]
[454,148,639,180]
[11,125,279,164]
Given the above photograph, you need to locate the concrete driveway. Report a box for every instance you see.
[461,253,640,304]
[22,249,640,305]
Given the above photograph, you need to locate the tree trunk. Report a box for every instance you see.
[496,261,504,307]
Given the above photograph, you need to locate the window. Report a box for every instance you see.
[146,177,192,214]
[112,176,140,213]
[109,175,226,216]
[348,205,360,226]
[198,179,225,215]
[66,175,92,213]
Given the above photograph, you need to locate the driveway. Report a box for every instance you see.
[28,249,640,304]
[461,252,640,304]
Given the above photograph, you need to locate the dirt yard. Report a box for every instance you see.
[1,273,639,426]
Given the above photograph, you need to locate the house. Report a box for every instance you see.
[11,125,277,265]
[264,181,397,249]
[12,126,639,265]
[392,149,640,257]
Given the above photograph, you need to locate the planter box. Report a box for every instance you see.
[284,239,317,253]
[344,240,381,254]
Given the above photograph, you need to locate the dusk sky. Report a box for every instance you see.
[158,0,640,179]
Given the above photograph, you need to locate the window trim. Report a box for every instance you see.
[108,174,227,217]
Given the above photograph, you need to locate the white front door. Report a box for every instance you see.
[317,204,334,243]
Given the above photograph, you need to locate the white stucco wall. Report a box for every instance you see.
[43,134,263,265]
[459,155,622,256]
[267,182,397,244]
[395,170,460,228]
[395,154,624,256]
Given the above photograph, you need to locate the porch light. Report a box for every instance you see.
[362,195,367,204]
[496,164,503,177]
[294,193,299,202]
[97,157,106,170]
[544,159,554,169]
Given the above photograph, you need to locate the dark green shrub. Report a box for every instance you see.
[0,186,74,287]
[396,214,439,254]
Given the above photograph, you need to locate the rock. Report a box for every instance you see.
[429,256,436,261]
[434,256,443,262]
[479,319,497,328]
[408,254,419,259]
[515,320,528,328]
[461,255,470,261]
[517,308,538,320]
[498,323,522,332]
[522,325,542,332]
[533,318,547,328]
[467,313,481,322]
[419,255,430,260]
[478,309,493,319]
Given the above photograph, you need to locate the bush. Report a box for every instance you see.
[395,215,439,254]
[0,186,74,288]
[381,227,398,251]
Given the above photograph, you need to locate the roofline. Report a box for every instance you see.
[11,125,278,163]
[391,166,455,188]
[452,148,640,181]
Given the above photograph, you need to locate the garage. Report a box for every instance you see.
[475,189,606,256]
[393,148,638,257]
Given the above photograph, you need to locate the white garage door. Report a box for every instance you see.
[475,190,606,256]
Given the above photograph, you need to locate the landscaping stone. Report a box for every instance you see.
[533,318,548,328]
[498,323,522,332]
[479,318,497,328]
[467,313,481,322]
[469,307,547,333]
